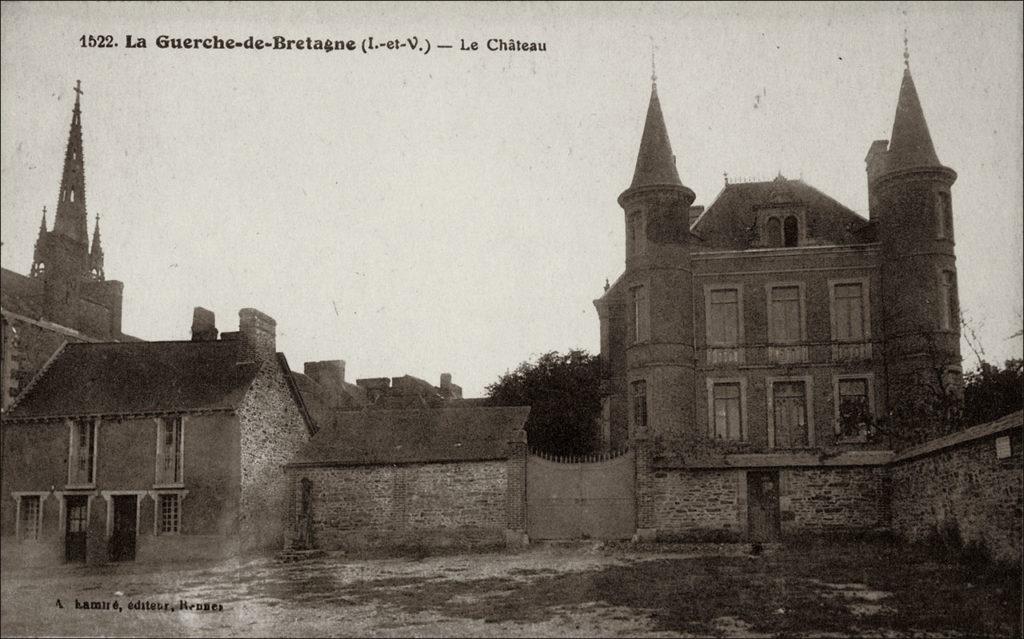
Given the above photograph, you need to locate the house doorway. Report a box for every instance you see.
[64,495,88,562]
[747,471,781,542]
[109,496,137,562]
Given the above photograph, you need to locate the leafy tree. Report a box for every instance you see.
[485,350,602,456]
[963,358,1024,427]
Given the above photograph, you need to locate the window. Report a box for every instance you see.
[69,419,96,486]
[770,380,811,448]
[836,377,872,440]
[156,417,184,485]
[936,192,953,240]
[707,287,741,346]
[631,285,649,343]
[769,285,803,343]
[939,270,957,330]
[629,213,645,257]
[711,381,743,440]
[158,494,180,534]
[19,496,41,541]
[766,217,782,247]
[783,216,799,246]
[631,380,648,431]
[832,282,866,341]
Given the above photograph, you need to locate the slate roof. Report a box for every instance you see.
[3,340,260,420]
[628,84,683,190]
[289,405,530,466]
[887,68,943,173]
[691,178,868,250]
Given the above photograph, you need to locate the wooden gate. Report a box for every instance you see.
[527,449,635,540]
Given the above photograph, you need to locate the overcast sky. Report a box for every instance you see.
[2,2,1021,396]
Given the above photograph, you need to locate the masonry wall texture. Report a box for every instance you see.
[890,421,1022,563]
[285,460,508,550]
[238,357,311,552]
[780,467,889,533]
[650,469,742,536]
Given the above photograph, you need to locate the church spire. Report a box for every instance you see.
[886,59,942,173]
[51,80,89,245]
[89,214,104,280]
[30,207,48,277]
[628,81,683,190]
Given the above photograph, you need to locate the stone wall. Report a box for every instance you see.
[285,460,508,550]
[890,414,1022,563]
[237,356,312,553]
[780,467,889,533]
[650,469,743,538]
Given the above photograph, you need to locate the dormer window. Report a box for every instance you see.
[763,214,801,247]
[783,216,799,246]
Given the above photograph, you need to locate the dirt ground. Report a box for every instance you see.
[1,539,1020,638]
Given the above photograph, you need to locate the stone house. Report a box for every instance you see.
[0,307,315,566]
[2,82,136,410]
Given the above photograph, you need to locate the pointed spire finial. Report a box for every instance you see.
[903,28,910,69]
[650,38,657,85]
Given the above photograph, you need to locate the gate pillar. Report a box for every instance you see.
[505,429,529,545]
[633,432,658,541]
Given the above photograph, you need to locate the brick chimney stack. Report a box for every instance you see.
[304,360,346,389]
[191,307,218,341]
[238,308,276,362]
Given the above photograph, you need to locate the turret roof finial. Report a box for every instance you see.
[903,28,910,70]
[650,38,657,85]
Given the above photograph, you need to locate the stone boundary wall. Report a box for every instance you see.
[285,459,511,551]
[890,411,1022,562]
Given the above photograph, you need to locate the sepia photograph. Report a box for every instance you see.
[1,1,1022,637]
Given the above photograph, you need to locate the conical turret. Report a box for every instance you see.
[628,83,683,190]
[886,67,943,174]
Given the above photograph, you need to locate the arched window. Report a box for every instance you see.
[783,216,799,247]
[766,217,782,247]
[69,188,75,203]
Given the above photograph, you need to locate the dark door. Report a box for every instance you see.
[65,496,88,562]
[109,496,137,562]
[747,471,781,542]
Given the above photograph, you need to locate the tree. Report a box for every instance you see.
[485,350,602,456]
[963,358,1024,427]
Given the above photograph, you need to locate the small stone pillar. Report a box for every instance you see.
[505,429,528,545]
[632,432,657,542]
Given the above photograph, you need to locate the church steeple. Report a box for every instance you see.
[30,207,48,277]
[51,80,88,245]
[89,214,104,280]
[628,82,683,190]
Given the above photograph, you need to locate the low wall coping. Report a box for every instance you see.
[656,449,894,469]
[893,409,1023,463]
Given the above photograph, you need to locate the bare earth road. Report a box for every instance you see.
[1,540,1019,637]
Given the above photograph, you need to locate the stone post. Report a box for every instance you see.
[505,429,528,545]
[632,432,657,541]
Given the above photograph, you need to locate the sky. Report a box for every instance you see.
[1,1,1022,397]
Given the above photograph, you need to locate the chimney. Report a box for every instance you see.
[304,360,346,388]
[191,307,218,341]
[865,140,889,220]
[688,205,705,229]
[439,373,462,399]
[238,308,276,362]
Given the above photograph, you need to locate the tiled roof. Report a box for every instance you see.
[691,178,868,250]
[3,340,259,420]
[289,405,530,466]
